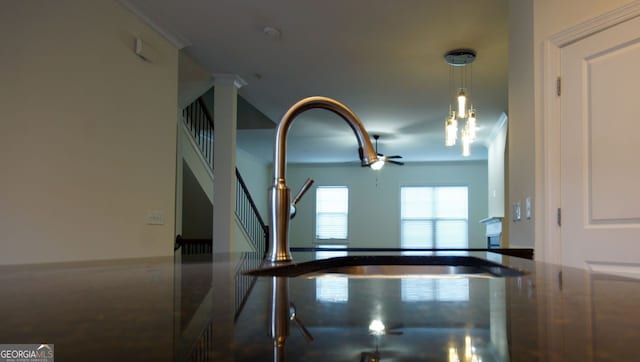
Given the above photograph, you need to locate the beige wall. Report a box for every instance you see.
[507,0,633,251]
[0,0,179,264]
[507,0,535,248]
[178,52,214,109]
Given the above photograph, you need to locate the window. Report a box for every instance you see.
[401,279,469,302]
[400,186,470,302]
[315,186,349,240]
[400,186,468,249]
[315,245,348,303]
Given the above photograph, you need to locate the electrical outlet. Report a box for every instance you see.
[146,210,165,225]
[525,197,532,220]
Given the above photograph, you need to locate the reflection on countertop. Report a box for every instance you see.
[0,251,639,361]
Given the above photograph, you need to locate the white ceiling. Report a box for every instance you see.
[124,0,508,164]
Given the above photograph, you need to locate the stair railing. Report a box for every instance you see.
[233,252,263,321]
[235,170,268,257]
[181,96,268,256]
[182,97,214,169]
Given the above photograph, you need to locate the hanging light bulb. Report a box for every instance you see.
[461,127,471,157]
[445,118,457,146]
[445,107,457,146]
[448,347,459,362]
[467,107,477,141]
[457,88,467,119]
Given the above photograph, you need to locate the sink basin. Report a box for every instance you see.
[245,255,527,278]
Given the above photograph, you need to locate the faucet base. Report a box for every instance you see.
[266,252,293,264]
[267,183,292,263]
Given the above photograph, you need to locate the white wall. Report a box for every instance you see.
[0,0,178,264]
[507,0,633,250]
[287,161,488,248]
[487,115,508,218]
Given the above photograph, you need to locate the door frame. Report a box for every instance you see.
[539,2,640,264]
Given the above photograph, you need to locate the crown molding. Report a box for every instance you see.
[117,0,191,49]
[549,0,640,47]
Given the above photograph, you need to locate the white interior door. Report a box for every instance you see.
[560,14,640,278]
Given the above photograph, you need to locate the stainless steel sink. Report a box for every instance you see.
[245,255,527,278]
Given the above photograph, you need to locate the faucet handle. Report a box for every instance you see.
[290,178,314,219]
[292,178,314,206]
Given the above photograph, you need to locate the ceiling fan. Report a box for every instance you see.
[373,135,404,166]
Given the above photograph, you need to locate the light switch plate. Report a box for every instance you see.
[525,197,532,219]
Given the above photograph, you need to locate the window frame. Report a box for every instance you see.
[314,185,349,241]
[399,185,469,249]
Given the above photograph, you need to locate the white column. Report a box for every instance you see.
[212,74,246,253]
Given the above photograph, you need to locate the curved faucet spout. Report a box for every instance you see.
[267,96,379,262]
[273,96,378,182]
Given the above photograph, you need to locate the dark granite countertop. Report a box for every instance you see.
[0,251,639,361]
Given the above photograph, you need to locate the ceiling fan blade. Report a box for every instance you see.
[385,330,404,335]
[373,135,404,165]
[388,160,404,166]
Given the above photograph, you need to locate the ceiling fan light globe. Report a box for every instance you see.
[370,159,385,170]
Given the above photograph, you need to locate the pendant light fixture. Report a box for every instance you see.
[443,48,478,156]
[445,105,458,146]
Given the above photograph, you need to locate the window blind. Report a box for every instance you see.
[315,186,349,239]
[400,186,468,249]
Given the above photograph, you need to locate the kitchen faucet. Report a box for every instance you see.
[266,96,382,263]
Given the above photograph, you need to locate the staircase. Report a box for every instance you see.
[177,93,268,257]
